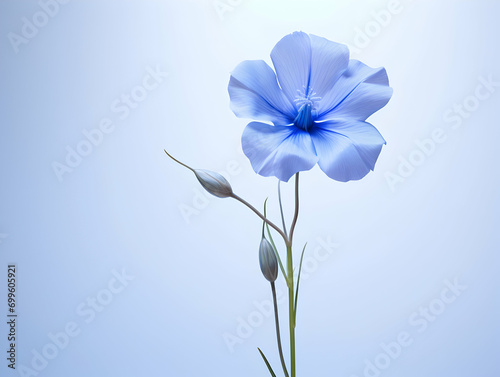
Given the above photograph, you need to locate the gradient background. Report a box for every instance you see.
[1,0,499,376]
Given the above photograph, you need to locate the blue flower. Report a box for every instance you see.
[228,31,393,182]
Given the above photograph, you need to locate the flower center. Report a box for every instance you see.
[294,85,321,110]
[293,86,320,131]
[293,103,314,131]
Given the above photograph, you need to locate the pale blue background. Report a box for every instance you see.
[1,0,499,376]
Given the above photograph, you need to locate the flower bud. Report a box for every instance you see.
[259,238,278,282]
[164,150,233,198]
[194,169,233,198]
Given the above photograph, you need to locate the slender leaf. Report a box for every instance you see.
[293,243,307,326]
[277,180,288,238]
[258,348,277,377]
[264,199,287,282]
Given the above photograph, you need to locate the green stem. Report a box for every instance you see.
[234,174,300,376]
[288,173,300,377]
[287,244,296,377]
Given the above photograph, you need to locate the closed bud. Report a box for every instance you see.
[259,238,278,282]
[164,150,233,198]
[194,169,233,198]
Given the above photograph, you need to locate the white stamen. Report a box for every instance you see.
[294,85,321,110]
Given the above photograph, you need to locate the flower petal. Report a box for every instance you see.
[308,34,349,100]
[317,60,393,122]
[310,120,386,182]
[271,32,350,113]
[242,122,318,182]
[229,60,295,126]
[270,32,312,107]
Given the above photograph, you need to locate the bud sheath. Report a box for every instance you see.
[194,169,233,198]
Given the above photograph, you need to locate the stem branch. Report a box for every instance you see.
[231,194,289,245]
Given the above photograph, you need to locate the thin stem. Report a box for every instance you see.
[231,194,289,245]
[278,181,288,238]
[163,149,194,172]
[287,244,296,377]
[271,282,289,377]
[288,173,300,245]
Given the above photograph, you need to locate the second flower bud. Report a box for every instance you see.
[259,238,278,282]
